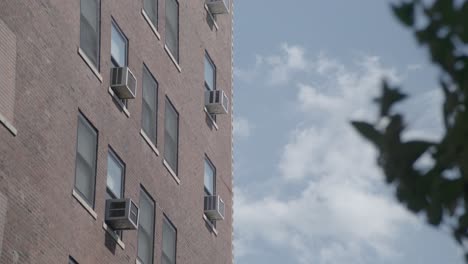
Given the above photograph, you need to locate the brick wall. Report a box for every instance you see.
[0,0,233,263]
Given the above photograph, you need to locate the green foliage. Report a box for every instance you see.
[352,0,468,260]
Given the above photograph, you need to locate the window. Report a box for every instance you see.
[137,188,156,264]
[110,20,129,106]
[69,256,78,264]
[143,0,158,26]
[105,149,125,237]
[204,54,216,92]
[111,21,128,68]
[204,53,217,121]
[164,98,179,174]
[74,113,98,207]
[162,216,177,264]
[105,150,124,200]
[204,158,216,226]
[80,0,100,67]
[165,0,179,62]
[142,66,158,145]
[204,158,215,196]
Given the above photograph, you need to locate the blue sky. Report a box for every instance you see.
[232,1,464,264]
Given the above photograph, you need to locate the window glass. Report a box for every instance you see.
[144,0,157,25]
[80,0,100,67]
[137,189,155,264]
[74,114,98,206]
[204,159,215,196]
[204,55,215,91]
[162,217,176,264]
[111,22,127,67]
[164,99,179,173]
[106,151,124,199]
[165,0,179,61]
[142,67,158,144]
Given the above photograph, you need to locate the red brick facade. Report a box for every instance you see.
[0,0,233,263]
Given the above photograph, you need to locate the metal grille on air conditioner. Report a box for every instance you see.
[206,0,230,14]
[204,195,225,221]
[205,89,229,115]
[105,198,139,230]
[110,67,137,99]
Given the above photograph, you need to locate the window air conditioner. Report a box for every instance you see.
[110,67,137,99]
[204,195,225,221]
[105,198,139,230]
[205,89,229,115]
[206,0,230,15]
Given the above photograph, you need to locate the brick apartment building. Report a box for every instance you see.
[0,0,233,263]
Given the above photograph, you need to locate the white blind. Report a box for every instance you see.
[164,100,178,172]
[142,68,157,143]
[162,218,176,264]
[144,0,157,24]
[80,0,99,66]
[75,115,97,205]
[138,190,155,264]
[165,0,179,61]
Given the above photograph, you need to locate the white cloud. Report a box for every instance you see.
[234,52,440,264]
[233,116,252,138]
[266,43,308,85]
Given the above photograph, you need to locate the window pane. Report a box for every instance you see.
[111,23,127,67]
[138,232,152,264]
[204,159,215,195]
[162,218,176,264]
[106,152,123,199]
[142,68,157,143]
[75,115,97,206]
[144,0,157,24]
[164,100,178,173]
[165,0,179,61]
[138,189,155,264]
[75,155,94,201]
[204,56,215,91]
[80,0,99,66]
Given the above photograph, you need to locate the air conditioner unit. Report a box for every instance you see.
[206,0,230,14]
[110,67,137,99]
[105,198,139,230]
[205,90,229,115]
[204,195,225,221]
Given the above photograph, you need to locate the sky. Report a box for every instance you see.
[232,1,465,264]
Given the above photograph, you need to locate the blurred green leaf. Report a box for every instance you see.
[392,2,415,27]
[402,141,433,165]
[374,80,407,117]
[427,200,443,225]
[351,121,382,147]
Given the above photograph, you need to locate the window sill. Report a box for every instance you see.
[102,222,125,250]
[0,112,17,136]
[108,87,130,118]
[203,214,218,236]
[163,159,180,185]
[141,9,161,40]
[204,107,219,130]
[140,129,160,156]
[204,4,219,31]
[77,47,103,82]
[164,45,181,73]
[72,189,97,220]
